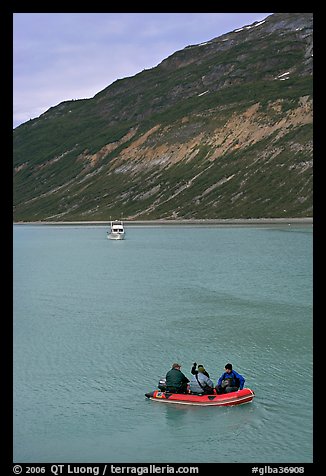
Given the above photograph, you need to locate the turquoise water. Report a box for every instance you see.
[13,224,313,463]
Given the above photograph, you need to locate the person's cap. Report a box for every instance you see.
[198,365,205,372]
[172,363,181,369]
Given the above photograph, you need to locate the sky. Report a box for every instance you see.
[13,12,272,129]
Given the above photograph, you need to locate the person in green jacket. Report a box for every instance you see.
[165,363,189,394]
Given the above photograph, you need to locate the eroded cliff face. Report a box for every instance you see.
[21,96,310,221]
[13,13,313,221]
[104,97,312,172]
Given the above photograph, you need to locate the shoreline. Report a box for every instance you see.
[13,217,313,226]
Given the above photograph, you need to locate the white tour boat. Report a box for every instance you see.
[107,220,125,240]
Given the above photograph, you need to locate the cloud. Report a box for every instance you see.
[13,13,271,128]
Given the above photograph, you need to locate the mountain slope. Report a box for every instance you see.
[13,12,313,221]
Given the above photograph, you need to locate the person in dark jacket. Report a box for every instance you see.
[165,363,189,394]
[215,363,245,394]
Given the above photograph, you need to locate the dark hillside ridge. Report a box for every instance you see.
[13,13,313,221]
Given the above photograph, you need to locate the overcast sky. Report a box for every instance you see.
[13,12,272,129]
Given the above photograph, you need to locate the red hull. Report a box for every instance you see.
[145,388,255,406]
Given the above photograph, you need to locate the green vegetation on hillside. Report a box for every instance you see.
[13,13,313,221]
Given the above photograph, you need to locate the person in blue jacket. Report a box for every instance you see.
[215,363,245,394]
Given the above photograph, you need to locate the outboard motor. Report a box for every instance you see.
[158,378,166,391]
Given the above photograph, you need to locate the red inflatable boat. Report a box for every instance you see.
[145,388,255,406]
